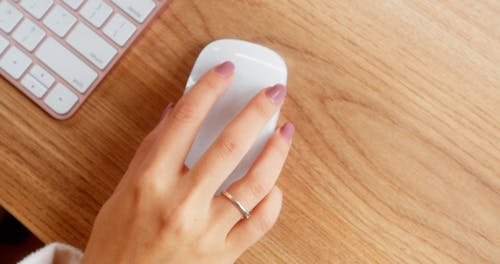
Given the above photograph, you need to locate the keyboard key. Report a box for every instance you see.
[0,0,166,118]
[63,0,84,10]
[0,46,32,79]
[21,73,48,98]
[103,13,137,46]
[112,0,156,23]
[67,23,117,70]
[0,1,23,33]
[80,0,113,28]
[12,19,46,51]
[29,64,55,88]
[36,37,98,93]
[43,4,77,37]
[20,0,54,20]
[0,35,8,54]
[44,83,79,115]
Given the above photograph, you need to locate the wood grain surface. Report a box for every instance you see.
[1,0,499,263]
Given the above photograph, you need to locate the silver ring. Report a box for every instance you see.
[222,191,251,219]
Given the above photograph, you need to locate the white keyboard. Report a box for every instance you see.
[0,0,170,119]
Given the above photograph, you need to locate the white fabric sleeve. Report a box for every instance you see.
[18,242,83,264]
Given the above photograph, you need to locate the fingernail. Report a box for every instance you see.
[266,84,287,104]
[215,61,235,78]
[280,122,295,144]
[161,102,174,119]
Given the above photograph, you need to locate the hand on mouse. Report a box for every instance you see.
[81,61,294,264]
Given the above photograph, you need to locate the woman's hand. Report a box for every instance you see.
[81,61,294,264]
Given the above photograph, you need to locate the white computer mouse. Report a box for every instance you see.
[184,39,288,194]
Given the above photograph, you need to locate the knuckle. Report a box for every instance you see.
[133,171,164,202]
[160,193,203,237]
[170,209,188,229]
[221,139,239,155]
[253,211,276,234]
[270,137,289,157]
[161,205,193,236]
[249,95,273,121]
[216,135,244,157]
[171,102,199,124]
[247,181,268,202]
[203,76,222,90]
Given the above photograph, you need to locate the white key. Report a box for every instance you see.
[0,35,8,54]
[112,0,156,23]
[43,5,77,37]
[67,23,117,70]
[21,73,48,98]
[36,37,98,93]
[44,83,79,115]
[0,1,23,33]
[20,0,54,20]
[103,13,136,46]
[0,46,32,79]
[29,64,55,88]
[63,0,84,10]
[80,0,113,28]
[12,19,46,51]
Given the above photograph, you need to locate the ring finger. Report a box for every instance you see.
[211,123,294,231]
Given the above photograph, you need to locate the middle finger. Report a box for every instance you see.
[189,84,287,196]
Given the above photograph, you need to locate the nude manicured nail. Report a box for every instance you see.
[280,122,295,144]
[161,102,174,119]
[266,84,287,104]
[215,61,235,78]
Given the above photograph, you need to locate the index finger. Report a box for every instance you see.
[147,62,235,171]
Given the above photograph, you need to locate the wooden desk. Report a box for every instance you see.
[1,0,499,262]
